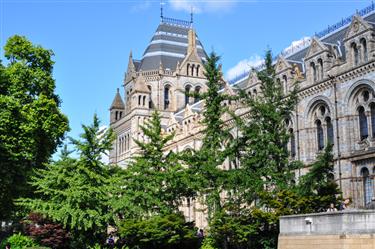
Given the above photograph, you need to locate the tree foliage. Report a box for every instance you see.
[298,143,341,212]
[0,35,69,219]
[24,213,70,249]
[183,51,233,222]
[18,114,114,247]
[109,111,192,219]
[118,213,198,249]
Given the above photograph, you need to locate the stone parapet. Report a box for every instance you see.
[278,210,375,249]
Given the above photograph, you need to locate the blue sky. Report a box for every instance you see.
[0,0,371,151]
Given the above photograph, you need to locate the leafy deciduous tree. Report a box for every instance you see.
[0,35,69,219]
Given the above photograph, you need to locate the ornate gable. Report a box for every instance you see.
[179,29,205,77]
[183,104,195,119]
[275,56,292,73]
[168,113,179,126]
[304,37,328,60]
[345,15,372,40]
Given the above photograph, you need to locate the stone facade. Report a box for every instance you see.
[109,7,375,228]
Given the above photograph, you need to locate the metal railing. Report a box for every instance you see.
[227,2,375,85]
[162,16,191,27]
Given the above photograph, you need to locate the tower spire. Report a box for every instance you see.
[190,6,194,26]
[160,0,164,22]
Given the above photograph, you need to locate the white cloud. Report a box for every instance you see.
[281,36,311,57]
[169,0,238,13]
[225,55,263,81]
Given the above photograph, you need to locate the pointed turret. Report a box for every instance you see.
[110,88,125,110]
[125,51,137,82]
[110,88,125,123]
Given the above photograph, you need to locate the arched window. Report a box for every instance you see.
[282,75,288,93]
[115,111,118,120]
[127,134,130,150]
[194,86,201,103]
[361,167,373,206]
[359,106,368,140]
[289,128,296,157]
[318,58,323,80]
[352,43,359,66]
[164,85,170,110]
[138,95,142,106]
[196,65,200,76]
[310,62,317,82]
[371,103,375,138]
[143,96,146,106]
[185,85,191,106]
[361,38,368,63]
[119,112,122,119]
[191,64,195,76]
[187,64,190,76]
[147,86,152,108]
[326,117,334,145]
[316,119,324,150]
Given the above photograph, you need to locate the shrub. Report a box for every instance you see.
[24,213,69,249]
[200,237,218,249]
[118,213,198,249]
[1,233,37,249]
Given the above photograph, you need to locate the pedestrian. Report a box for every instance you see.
[339,198,350,210]
[107,235,115,248]
[366,197,375,209]
[326,203,337,212]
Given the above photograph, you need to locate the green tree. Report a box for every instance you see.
[213,50,300,249]
[183,51,232,222]
[18,114,114,247]
[0,35,69,219]
[118,213,198,249]
[110,111,192,219]
[298,143,341,212]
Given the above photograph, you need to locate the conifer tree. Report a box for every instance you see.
[19,114,114,247]
[298,143,341,212]
[217,50,300,248]
[110,111,192,219]
[183,51,232,222]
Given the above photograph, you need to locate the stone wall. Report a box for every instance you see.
[278,210,375,249]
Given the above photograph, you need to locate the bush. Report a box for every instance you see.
[200,237,218,249]
[118,213,198,249]
[24,213,69,249]
[1,233,37,249]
